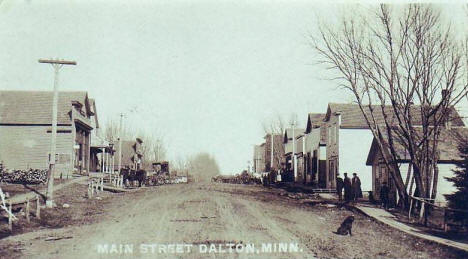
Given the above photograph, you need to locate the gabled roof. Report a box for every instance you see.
[0,90,89,125]
[366,128,468,165]
[305,113,327,144]
[264,133,282,139]
[89,98,99,129]
[283,128,305,143]
[326,103,465,129]
[305,113,325,133]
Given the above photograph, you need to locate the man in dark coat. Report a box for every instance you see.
[336,175,344,201]
[352,173,363,201]
[380,182,390,210]
[343,173,353,202]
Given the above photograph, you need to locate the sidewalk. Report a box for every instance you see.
[275,182,336,194]
[6,175,88,205]
[354,204,468,252]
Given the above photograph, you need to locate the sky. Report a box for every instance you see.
[0,0,467,174]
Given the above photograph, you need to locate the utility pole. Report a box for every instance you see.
[118,113,124,174]
[39,58,76,208]
[291,120,297,182]
[270,133,274,172]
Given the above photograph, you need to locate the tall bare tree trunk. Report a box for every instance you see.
[405,163,412,188]
[431,162,439,202]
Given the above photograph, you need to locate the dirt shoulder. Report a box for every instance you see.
[1,183,467,259]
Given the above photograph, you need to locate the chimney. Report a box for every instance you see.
[335,112,342,127]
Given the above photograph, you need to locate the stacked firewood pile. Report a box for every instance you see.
[0,168,48,184]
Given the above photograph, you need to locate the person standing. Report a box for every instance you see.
[352,173,363,201]
[336,175,344,201]
[380,182,390,210]
[343,173,352,202]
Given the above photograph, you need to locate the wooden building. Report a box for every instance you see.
[303,113,327,187]
[253,143,265,173]
[0,90,96,178]
[88,98,115,173]
[283,128,305,182]
[366,128,468,207]
[113,138,144,170]
[324,102,465,192]
[264,133,283,172]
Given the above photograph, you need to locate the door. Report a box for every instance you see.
[328,159,335,189]
[319,160,327,188]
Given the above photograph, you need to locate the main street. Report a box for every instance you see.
[1,183,465,259]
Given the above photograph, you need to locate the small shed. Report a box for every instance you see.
[366,128,468,206]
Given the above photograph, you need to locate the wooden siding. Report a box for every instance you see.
[0,125,73,177]
[325,113,339,189]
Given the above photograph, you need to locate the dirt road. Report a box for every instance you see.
[1,183,466,259]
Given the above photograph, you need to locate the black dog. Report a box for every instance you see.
[335,215,354,236]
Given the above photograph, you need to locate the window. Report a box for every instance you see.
[312,150,318,173]
[329,124,336,144]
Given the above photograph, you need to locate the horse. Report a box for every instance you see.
[120,168,146,187]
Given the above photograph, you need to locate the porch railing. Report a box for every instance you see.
[408,195,468,232]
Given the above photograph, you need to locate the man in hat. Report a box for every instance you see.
[343,173,353,202]
[336,175,344,201]
[352,173,363,201]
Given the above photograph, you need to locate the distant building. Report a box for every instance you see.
[0,90,96,178]
[295,134,306,183]
[304,113,327,187]
[264,133,283,172]
[283,128,305,182]
[253,143,265,173]
[113,138,144,170]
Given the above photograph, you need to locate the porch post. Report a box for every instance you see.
[101,148,105,173]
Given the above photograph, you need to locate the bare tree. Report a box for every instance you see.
[262,114,287,172]
[262,113,285,136]
[135,130,167,170]
[171,154,189,175]
[186,153,220,182]
[312,4,468,209]
[103,118,133,144]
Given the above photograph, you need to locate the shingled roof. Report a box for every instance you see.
[326,103,465,129]
[305,113,327,144]
[283,128,305,143]
[366,127,468,165]
[305,113,325,132]
[0,90,89,125]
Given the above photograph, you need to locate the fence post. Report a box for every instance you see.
[408,198,413,220]
[36,195,41,219]
[443,208,448,232]
[8,200,12,232]
[419,201,425,222]
[88,181,93,198]
[26,198,30,223]
[100,177,104,192]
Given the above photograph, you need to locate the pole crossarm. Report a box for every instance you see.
[38,59,77,65]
